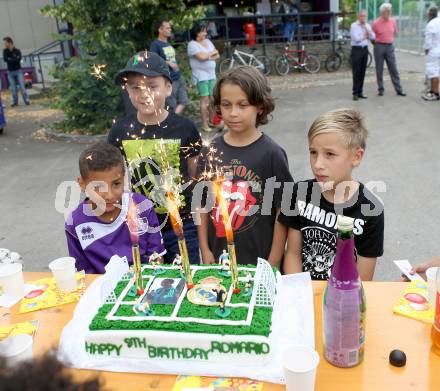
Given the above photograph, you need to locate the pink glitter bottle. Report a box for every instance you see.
[323,215,366,367]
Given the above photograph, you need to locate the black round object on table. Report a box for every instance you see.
[389,349,407,367]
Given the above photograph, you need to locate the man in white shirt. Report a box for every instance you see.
[350,10,375,100]
[423,6,440,101]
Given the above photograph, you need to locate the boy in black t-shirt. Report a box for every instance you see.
[196,66,293,267]
[108,51,202,264]
[279,108,384,280]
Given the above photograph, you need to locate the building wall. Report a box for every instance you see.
[0,0,58,54]
[330,0,339,13]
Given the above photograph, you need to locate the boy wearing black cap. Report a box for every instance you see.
[108,51,202,264]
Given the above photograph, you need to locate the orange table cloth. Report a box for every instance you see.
[1,273,439,391]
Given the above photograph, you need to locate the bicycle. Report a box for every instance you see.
[274,44,320,75]
[219,48,272,76]
[325,40,373,72]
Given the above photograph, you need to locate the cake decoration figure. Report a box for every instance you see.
[149,251,165,275]
[243,271,253,296]
[218,249,231,277]
[172,254,184,276]
[213,283,231,318]
[133,298,154,316]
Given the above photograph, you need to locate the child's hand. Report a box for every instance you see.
[406,257,440,281]
[201,250,216,264]
[400,273,410,282]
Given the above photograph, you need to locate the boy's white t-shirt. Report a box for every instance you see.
[187,39,217,84]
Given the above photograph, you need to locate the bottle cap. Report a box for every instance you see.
[337,215,354,232]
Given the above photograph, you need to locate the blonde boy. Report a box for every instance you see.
[279,108,384,280]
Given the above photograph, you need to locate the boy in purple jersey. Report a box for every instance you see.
[65,142,166,273]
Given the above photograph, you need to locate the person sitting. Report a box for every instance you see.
[65,142,166,273]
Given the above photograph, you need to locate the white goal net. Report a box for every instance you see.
[252,258,277,307]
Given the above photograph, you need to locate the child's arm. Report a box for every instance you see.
[209,50,220,60]
[357,256,377,281]
[197,212,216,264]
[355,193,384,281]
[268,208,287,269]
[283,227,303,275]
[65,226,95,274]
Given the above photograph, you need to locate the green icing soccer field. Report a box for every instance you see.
[89,264,274,337]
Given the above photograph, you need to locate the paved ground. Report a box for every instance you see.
[0,51,438,280]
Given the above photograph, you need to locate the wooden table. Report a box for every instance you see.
[1,273,439,391]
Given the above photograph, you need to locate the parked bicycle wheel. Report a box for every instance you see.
[325,53,342,72]
[251,55,272,75]
[304,54,320,74]
[219,58,235,73]
[367,51,373,68]
[274,55,290,76]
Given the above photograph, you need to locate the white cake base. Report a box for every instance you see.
[85,329,272,365]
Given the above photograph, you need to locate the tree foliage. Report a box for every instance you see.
[42,0,204,134]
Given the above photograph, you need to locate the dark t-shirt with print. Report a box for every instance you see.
[278,179,384,280]
[197,134,293,265]
[149,40,181,81]
[108,112,201,231]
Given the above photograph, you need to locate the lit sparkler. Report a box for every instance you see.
[126,196,144,296]
[199,141,240,293]
[90,64,106,80]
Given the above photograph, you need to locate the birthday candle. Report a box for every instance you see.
[166,191,194,288]
[126,197,144,295]
[214,179,240,294]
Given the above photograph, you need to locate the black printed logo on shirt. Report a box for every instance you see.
[301,226,336,280]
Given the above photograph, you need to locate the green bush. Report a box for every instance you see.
[51,58,124,134]
[41,0,204,135]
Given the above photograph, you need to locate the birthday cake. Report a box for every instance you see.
[84,258,280,365]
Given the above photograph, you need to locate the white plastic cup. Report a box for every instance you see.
[0,334,33,366]
[0,263,25,299]
[49,257,77,293]
[0,248,10,261]
[426,267,439,308]
[283,345,320,391]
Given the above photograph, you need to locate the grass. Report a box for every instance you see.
[89,264,273,336]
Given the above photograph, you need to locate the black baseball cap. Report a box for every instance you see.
[115,51,171,85]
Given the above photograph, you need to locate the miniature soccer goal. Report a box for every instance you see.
[101,280,117,304]
[252,258,277,307]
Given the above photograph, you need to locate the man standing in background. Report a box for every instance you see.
[280,0,299,43]
[2,37,30,107]
[372,3,406,97]
[422,6,440,101]
[150,21,188,114]
[350,10,375,100]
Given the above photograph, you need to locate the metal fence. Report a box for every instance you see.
[173,12,341,56]
[357,0,440,54]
